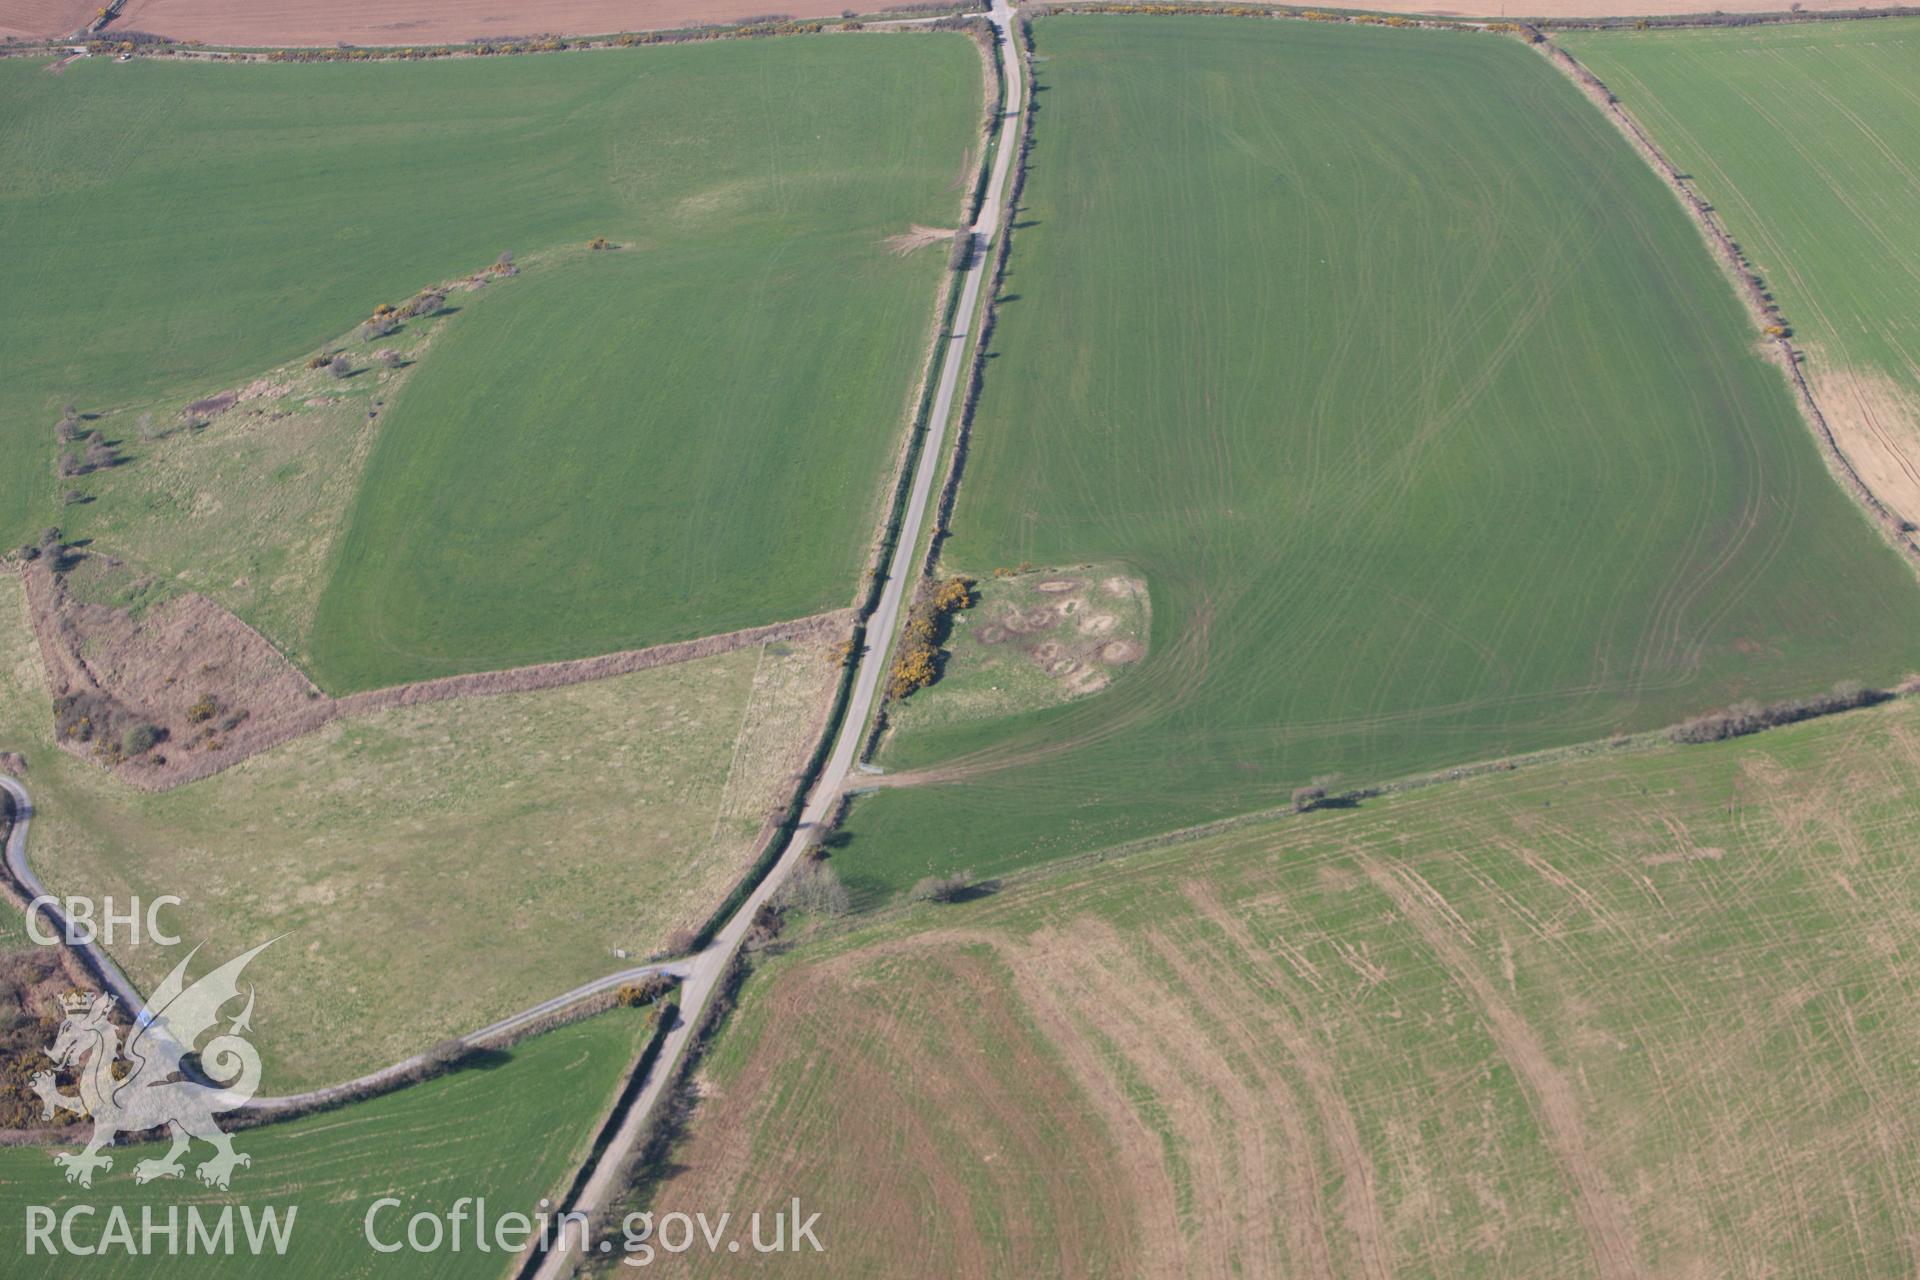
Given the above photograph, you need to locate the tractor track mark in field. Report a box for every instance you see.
[1357,852,1644,1280]
[1024,915,1333,1276]
[1179,881,1395,1279]
[651,930,1149,1276]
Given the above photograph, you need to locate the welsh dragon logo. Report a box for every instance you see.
[31,940,274,1190]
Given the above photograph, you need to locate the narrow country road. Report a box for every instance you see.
[524,4,1025,1273]
[1,3,1022,1256]
[1,772,145,1014]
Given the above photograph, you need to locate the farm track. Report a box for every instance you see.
[0,774,145,1018]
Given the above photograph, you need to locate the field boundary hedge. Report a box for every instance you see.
[9,553,859,792]
[817,678,1920,944]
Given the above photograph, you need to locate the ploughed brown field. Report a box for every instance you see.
[7,0,1908,45]
[33,0,854,46]
[0,0,92,39]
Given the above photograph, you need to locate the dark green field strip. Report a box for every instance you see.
[0,1011,647,1278]
[841,16,1920,896]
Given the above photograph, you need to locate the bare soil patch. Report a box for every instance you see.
[19,557,853,791]
[1429,0,1880,11]
[0,0,94,40]
[1814,365,1920,527]
[884,224,958,255]
[99,0,853,47]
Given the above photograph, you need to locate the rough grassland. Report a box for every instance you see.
[653,696,1920,1277]
[0,1010,649,1278]
[0,36,979,690]
[844,17,1920,898]
[0,576,834,1089]
[58,293,463,668]
[1560,20,1920,524]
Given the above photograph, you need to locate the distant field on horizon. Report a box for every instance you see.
[0,1010,649,1278]
[1560,19,1920,528]
[654,695,1920,1276]
[102,0,858,47]
[3,0,1897,46]
[1,35,980,691]
[842,15,1920,899]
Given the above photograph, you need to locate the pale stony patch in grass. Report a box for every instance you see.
[884,224,958,255]
[881,564,1148,745]
[0,576,836,1090]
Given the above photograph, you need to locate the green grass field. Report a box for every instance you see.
[0,1010,648,1278]
[653,696,1920,1276]
[0,576,833,1089]
[841,16,1920,899]
[1560,19,1920,523]
[1,34,980,691]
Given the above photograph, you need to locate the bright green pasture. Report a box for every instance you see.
[1560,22,1920,425]
[0,1010,647,1278]
[0,35,980,691]
[843,17,1920,898]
